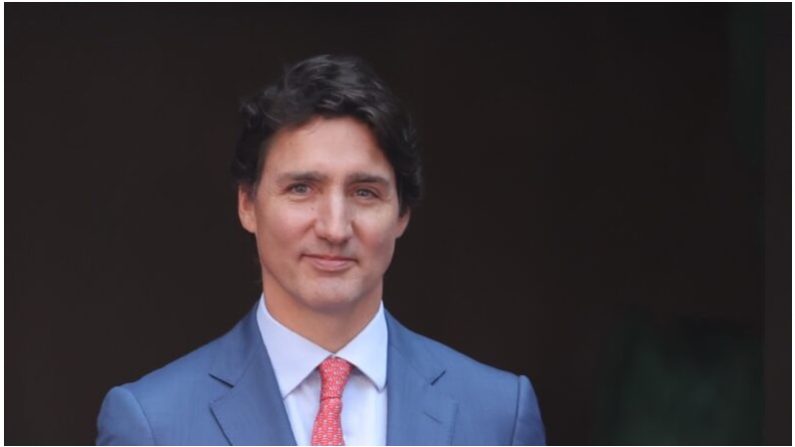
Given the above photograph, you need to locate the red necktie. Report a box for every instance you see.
[311,356,352,446]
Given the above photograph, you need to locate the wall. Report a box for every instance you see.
[5,4,789,444]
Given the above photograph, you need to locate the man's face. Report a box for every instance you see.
[238,116,410,316]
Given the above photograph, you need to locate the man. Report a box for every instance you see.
[97,54,545,446]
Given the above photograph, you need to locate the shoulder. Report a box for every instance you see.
[109,304,260,405]
[97,309,256,445]
[419,329,517,380]
[123,334,229,405]
[387,313,546,445]
[97,336,229,445]
[414,331,529,420]
[387,312,520,388]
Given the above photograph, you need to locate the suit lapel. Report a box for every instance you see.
[204,305,458,445]
[208,305,297,446]
[385,312,458,445]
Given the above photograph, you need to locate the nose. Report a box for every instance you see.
[314,191,353,245]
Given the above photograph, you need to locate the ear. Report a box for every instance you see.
[395,208,411,238]
[237,185,258,234]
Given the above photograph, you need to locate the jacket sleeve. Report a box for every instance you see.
[511,375,546,445]
[96,386,156,445]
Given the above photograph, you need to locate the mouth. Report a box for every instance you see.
[303,254,356,272]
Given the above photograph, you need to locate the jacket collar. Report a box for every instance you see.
[385,310,458,445]
[206,303,458,446]
[208,304,297,445]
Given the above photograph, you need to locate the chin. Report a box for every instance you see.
[300,281,371,314]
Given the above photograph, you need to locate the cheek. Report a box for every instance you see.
[258,204,314,249]
[356,215,401,262]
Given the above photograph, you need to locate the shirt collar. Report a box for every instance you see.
[256,295,388,398]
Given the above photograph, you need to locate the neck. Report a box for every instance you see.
[261,283,382,353]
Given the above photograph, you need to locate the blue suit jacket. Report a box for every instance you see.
[97,304,545,445]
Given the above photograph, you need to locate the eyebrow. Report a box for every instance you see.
[276,171,391,186]
[347,172,390,186]
[276,171,328,184]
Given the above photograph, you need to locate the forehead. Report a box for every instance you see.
[261,116,394,180]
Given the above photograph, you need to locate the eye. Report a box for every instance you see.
[354,188,378,199]
[288,183,311,195]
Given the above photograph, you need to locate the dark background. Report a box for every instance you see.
[5,3,791,445]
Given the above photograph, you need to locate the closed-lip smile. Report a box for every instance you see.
[303,254,356,272]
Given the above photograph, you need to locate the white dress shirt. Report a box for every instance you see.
[256,296,388,446]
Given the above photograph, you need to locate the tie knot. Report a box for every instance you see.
[318,356,352,400]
